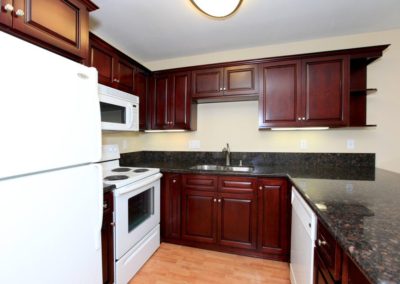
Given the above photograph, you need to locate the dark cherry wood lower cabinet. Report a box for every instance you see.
[314,250,335,284]
[101,191,114,284]
[161,173,182,241]
[257,178,290,261]
[161,173,289,261]
[342,254,372,284]
[313,220,372,284]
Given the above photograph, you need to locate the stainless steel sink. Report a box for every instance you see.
[190,164,254,172]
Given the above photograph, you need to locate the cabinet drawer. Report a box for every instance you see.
[219,176,257,194]
[183,174,218,192]
[103,191,113,214]
[316,220,342,281]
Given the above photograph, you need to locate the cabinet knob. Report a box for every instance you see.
[298,117,301,120]
[218,199,221,203]
[223,87,226,91]
[259,186,263,190]
[213,198,217,202]
[15,9,24,17]
[303,117,306,120]
[113,78,120,83]
[172,179,176,183]
[110,222,115,227]
[219,87,223,91]
[3,3,14,12]
[317,239,327,246]
[103,203,108,209]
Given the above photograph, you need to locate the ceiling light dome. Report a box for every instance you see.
[191,0,243,18]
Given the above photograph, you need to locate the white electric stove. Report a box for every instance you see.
[100,144,162,284]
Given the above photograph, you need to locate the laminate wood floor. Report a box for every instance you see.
[129,243,290,284]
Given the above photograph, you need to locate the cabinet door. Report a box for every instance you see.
[13,0,90,58]
[314,250,335,284]
[224,64,259,96]
[135,70,148,130]
[101,192,114,284]
[192,68,224,98]
[257,178,290,259]
[151,74,169,129]
[161,173,182,240]
[302,56,349,126]
[170,71,192,129]
[115,58,135,94]
[0,0,13,27]
[181,189,217,244]
[89,41,115,86]
[218,192,257,250]
[259,60,302,128]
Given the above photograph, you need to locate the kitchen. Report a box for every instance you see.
[1,0,400,284]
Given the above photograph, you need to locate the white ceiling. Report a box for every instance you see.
[90,0,400,63]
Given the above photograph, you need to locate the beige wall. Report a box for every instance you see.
[103,28,400,173]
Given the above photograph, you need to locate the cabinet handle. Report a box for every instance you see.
[298,117,301,120]
[213,198,217,202]
[103,203,108,209]
[113,78,120,83]
[172,179,176,183]
[218,199,221,203]
[219,87,223,91]
[317,239,327,246]
[110,222,115,227]
[15,9,24,17]
[223,87,226,91]
[259,186,263,190]
[3,3,14,12]
[302,117,306,120]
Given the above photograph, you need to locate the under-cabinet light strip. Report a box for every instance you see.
[270,127,329,131]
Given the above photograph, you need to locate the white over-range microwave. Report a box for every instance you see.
[98,84,139,131]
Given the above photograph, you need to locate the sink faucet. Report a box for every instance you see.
[222,143,231,166]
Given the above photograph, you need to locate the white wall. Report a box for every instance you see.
[103,28,400,173]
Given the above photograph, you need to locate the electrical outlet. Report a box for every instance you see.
[300,139,308,149]
[189,140,200,149]
[347,139,355,149]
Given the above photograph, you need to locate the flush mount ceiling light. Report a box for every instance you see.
[190,0,243,18]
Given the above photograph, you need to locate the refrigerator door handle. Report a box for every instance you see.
[94,164,104,251]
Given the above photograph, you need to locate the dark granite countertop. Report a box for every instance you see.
[291,169,400,284]
[119,151,399,283]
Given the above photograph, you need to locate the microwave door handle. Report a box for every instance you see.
[126,104,135,129]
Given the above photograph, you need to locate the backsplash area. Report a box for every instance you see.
[120,151,375,180]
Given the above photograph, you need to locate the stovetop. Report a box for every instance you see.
[102,165,160,188]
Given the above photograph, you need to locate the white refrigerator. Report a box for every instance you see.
[0,32,103,283]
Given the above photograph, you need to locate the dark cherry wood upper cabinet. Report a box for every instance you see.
[149,71,196,130]
[115,58,135,94]
[257,178,290,261]
[192,68,224,98]
[224,64,259,96]
[302,55,350,126]
[0,0,97,59]
[135,70,148,130]
[150,74,169,129]
[259,60,302,128]
[89,39,114,86]
[88,33,151,95]
[161,173,182,241]
[192,65,259,101]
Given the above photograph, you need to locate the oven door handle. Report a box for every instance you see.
[114,173,163,196]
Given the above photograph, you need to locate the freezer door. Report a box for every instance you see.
[0,31,101,179]
[0,165,103,284]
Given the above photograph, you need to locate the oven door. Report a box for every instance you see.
[99,94,138,131]
[114,173,162,260]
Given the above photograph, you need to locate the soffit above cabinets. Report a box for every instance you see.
[89,0,400,63]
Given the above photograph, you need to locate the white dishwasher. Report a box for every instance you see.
[290,187,317,284]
